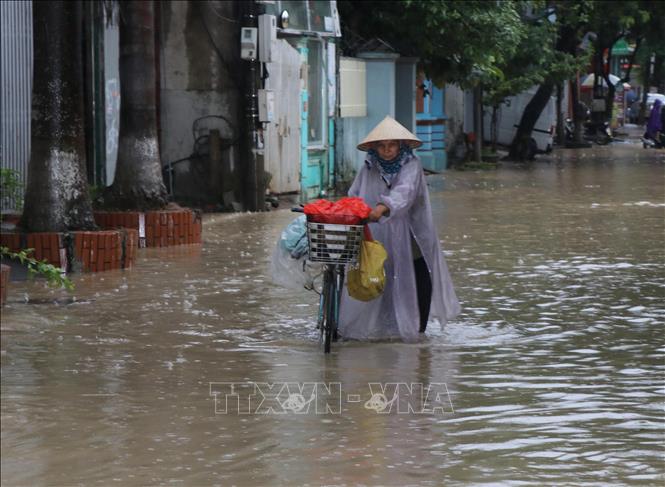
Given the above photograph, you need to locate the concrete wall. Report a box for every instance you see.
[444,83,466,156]
[395,59,417,134]
[159,1,241,206]
[338,54,399,188]
[338,116,369,188]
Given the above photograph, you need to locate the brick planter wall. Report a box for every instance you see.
[0,229,137,273]
[0,232,21,253]
[26,233,68,268]
[94,209,202,248]
[122,228,139,269]
[1,264,9,305]
[71,230,122,272]
[1,232,67,269]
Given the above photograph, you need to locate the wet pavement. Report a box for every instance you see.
[1,142,664,486]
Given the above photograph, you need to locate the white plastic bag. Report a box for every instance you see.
[270,221,322,290]
[282,215,309,259]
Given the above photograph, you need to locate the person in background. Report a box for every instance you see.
[645,99,663,147]
[338,116,460,342]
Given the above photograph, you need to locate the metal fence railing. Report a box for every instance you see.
[0,0,32,212]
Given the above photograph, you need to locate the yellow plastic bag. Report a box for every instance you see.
[347,239,387,301]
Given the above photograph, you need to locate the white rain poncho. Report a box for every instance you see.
[338,153,460,342]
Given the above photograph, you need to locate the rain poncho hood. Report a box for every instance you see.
[338,152,460,342]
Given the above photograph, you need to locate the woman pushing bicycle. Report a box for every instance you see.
[337,116,460,342]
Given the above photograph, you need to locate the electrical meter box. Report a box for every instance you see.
[240,27,258,60]
[258,14,277,63]
[258,89,275,122]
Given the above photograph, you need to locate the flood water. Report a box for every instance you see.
[2,144,664,486]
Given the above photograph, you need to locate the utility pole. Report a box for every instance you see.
[240,1,265,212]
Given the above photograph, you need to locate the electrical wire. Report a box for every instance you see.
[209,5,239,24]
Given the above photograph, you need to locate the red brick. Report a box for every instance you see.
[0,264,9,305]
[82,242,90,269]
[50,234,59,264]
[0,232,21,252]
[97,243,106,268]
[75,233,84,259]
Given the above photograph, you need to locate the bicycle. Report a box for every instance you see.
[292,208,364,353]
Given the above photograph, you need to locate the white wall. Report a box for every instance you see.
[444,84,466,151]
[339,55,398,184]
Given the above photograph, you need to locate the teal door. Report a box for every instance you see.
[299,39,330,200]
[416,78,448,171]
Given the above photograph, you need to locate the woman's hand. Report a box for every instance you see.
[368,203,390,222]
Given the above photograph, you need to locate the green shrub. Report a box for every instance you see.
[1,246,74,291]
[0,168,24,211]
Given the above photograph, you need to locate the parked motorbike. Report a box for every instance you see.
[564,118,575,142]
[642,133,664,149]
[584,120,612,145]
[565,117,611,145]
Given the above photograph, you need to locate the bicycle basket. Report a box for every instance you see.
[306,222,364,264]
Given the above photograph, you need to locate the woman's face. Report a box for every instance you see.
[374,140,400,160]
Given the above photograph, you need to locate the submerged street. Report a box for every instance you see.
[1,143,664,485]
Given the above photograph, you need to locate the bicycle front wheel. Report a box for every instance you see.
[320,267,335,353]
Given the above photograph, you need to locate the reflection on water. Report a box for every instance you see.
[2,144,664,485]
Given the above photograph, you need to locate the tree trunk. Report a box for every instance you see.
[604,83,616,125]
[638,88,649,125]
[473,85,482,163]
[491,105,498,153]
[20,1,96,233]
[508,82,554,160]
[507,22,578,160]
[570,78,585,143]
[638,53,654,125]
[602,43,617,125]
[555,83,564,145]
[103,0,167,210]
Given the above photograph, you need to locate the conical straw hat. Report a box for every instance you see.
[357,115,422,151]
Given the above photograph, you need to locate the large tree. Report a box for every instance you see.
[618,1,665,122]
[588,1,656,125]
[510,1,662,156]
[483,12,559,152]
[338,1,578,160]
[338,0,524,87]
[20,0,96,232]
[102,0,167,210]
[508,1,592,159]
[338,0,526,163]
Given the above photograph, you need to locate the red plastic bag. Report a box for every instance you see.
[304,197,371,224]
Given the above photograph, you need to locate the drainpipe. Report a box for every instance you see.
[241,0,264,211]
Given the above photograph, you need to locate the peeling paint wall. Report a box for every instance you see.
[158,1,241,205]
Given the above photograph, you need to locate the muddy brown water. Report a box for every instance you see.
[2,144,664,486]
